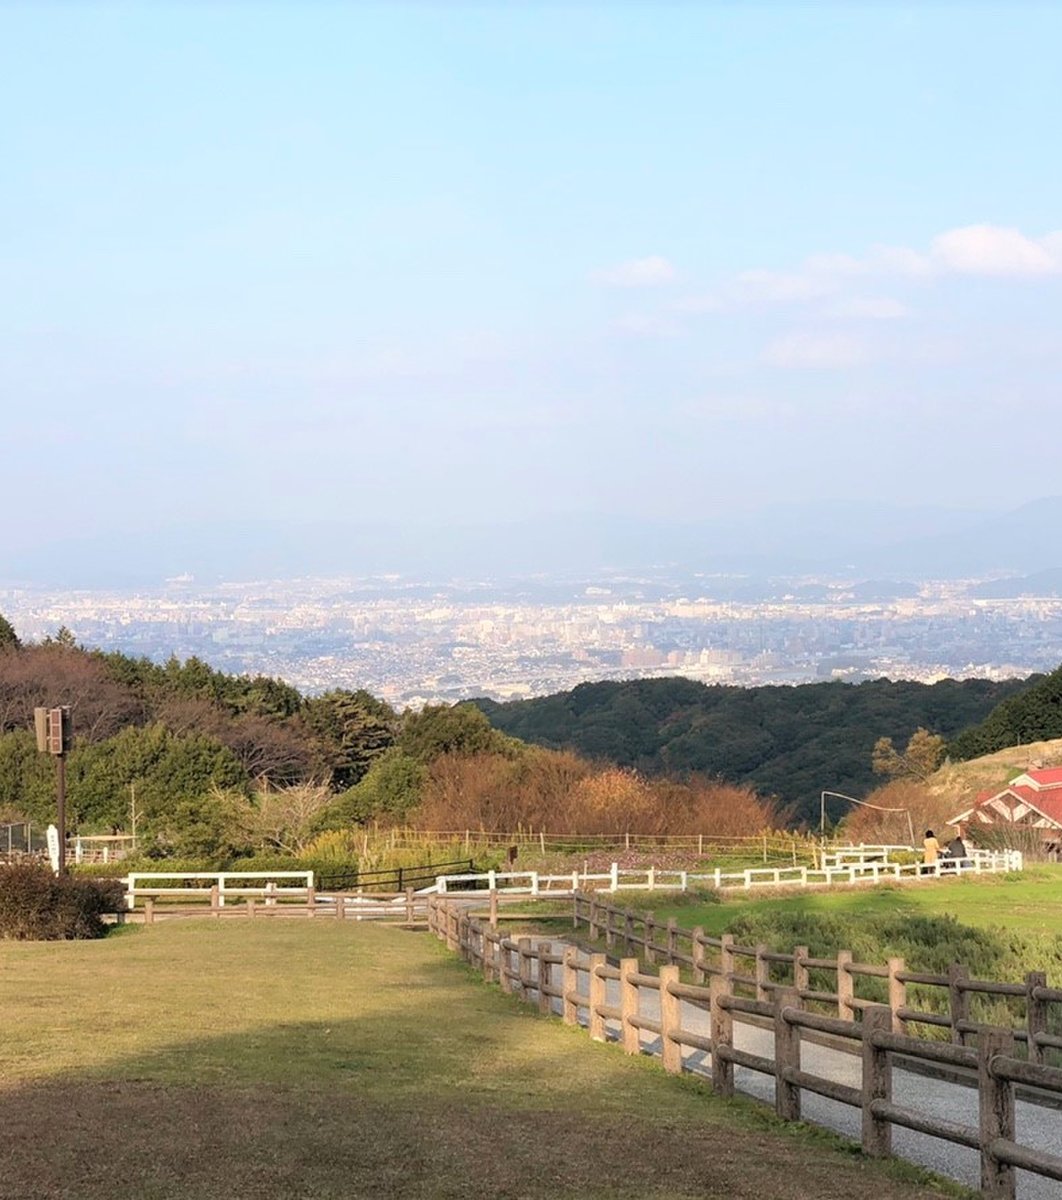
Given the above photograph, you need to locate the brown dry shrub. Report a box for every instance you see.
[838,779,961,845]
[413,749,780,837]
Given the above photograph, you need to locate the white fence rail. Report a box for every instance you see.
[435,848,1022,895]
[124,870,313,909]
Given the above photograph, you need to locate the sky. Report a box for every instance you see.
[2,2,1061,554]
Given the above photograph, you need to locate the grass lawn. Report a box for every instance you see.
[0,920,971,1200]
[607,864,1062,938]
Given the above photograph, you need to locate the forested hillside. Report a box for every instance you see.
[475,675,1030,822]
[948,663,1062,760]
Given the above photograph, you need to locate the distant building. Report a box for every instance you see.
[948,768,1062,857]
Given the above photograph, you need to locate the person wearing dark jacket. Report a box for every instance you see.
[945,828,969,871]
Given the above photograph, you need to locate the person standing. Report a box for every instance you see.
[922,829,941,872]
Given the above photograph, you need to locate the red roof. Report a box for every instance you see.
[1023,767,1062,788]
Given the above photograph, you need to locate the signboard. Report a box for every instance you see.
[46,824,60,874]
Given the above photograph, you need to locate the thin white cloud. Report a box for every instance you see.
[930,224,1062,276]
[825,296,909,320]
[764,333,867,369]
[612,312,681,338]
[736,269,837,303]
[594,255,678,287]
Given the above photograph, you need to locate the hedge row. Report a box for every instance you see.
[0,865,124,940]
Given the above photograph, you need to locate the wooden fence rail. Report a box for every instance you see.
[427,893,1062,1199]
[573,892,1061,1056]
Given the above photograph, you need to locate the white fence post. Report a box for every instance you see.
[610,862,619,893]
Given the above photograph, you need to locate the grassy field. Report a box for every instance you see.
[611,864,1062,937]
[0,920,972,1200]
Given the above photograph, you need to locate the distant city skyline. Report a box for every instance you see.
[3,4,1062,560]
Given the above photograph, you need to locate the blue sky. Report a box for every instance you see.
[3,3,1061,551]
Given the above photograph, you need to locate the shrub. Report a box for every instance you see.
[0,864,124,940]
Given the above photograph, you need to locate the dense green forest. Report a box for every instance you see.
[475,675,1030,823]
[948,663,1062,760]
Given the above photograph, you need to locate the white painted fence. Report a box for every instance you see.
[124,870,313,909]
[434,848,1022,896]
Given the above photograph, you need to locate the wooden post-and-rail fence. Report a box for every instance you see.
[137,886,424,926]
[574,891,1062,1063]
[426,892,1062,1199]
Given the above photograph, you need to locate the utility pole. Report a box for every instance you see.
[34,707,72,875]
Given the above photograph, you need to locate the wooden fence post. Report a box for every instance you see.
[1026,970,1047,1066]
[518,937,532,1000]
[978,1029,1016,1199]
[624,909,634,956]
[604,901,615,950]
[691,927,706,984]
[144,897,155,925]
[572,890,580,931]
[489,889,499,930]
[644,912,656,964]
[719,933,734,984]
[562,946,579,1026]
[709,972,734,1097]
[660,965,683,1075]
[306,885,316,917]
[499,939,514,995]
[773,987,801,1121]
[836,949,853,1021]
[755,944,770,1002]
[887,957,906,1034]
[861,1004,893,1157]
[949,962,970,1044]
[793,945,809,995]
[210,885,220,917]
[620,957,640,1054]
[588,893,599,941]
[405,887,414,926]
[588,953,607,1042]
[537,942,552,1015]
[246,898,256,919]
[666,918,678,964]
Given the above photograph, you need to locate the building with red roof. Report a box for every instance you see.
[948,768,1062,856]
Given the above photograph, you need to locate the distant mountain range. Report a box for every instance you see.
[4,496,1062,588]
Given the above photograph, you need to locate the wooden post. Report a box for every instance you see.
[489,889,499,930]
[719,933,734,984]
[620,957,640,1055]
[405,887,415,926]
[624,909,634,956]
[604,900,615,950]
[588,953,607,1041]
[691,927,706,984]
[1026,970,1048,1066]
[246,897,256,919]
[793,945,809,995]
[887,957,906,1034]
[666,918,677,964]
[144,897,155,925]
[644,912,656,964]
[588,893,599,941]
[773,987,801,1121]
[518,937,532,1000]
[499,939,514,995]
[336,894,347,921]
[978,1029,1016,1199]
[949,962,970,1044]
[709,972,734,1097]
[836,949,853,1021]
[861,1005,893,1157]
[754,943,769,1002]
[659,965,683,1075]
[210,885,220,917]
[572,890,581,931]
[537,942,552,1015]
[306,885,316,917]
[562,946,579,1026]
